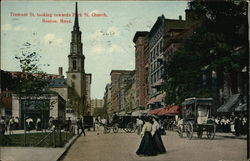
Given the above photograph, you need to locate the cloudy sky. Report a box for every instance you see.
[1,1,188,99]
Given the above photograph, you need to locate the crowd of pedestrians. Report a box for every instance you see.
[214,114,247,136]
[0,116,20,135]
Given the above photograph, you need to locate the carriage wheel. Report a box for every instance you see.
[130,123,137,133]
[177,125,183,138]
[207,124,216,140]
[113,124,119,133]
[104,125,111,134]
[126,122,134,133]
[197,131,203,139]
[185,122,193,140]
[123,128,129,133]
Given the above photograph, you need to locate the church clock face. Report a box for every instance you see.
[72,74,76,79]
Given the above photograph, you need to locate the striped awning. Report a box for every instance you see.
[217,94,240,112]
[147,94,163,105]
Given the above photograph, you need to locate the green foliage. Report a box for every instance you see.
[14,43,51,97]
[163,0,248,105]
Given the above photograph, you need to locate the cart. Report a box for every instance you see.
[83,116,94,129]
[103,115,136,133]
[177,97,216,140]
[117,115,137,133]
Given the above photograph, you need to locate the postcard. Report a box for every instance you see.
[0,1,249,161]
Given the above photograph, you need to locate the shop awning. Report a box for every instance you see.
[147,94,163,105]
[158,105,181,115]
[148,108,164,115]
[152,79,163,88]
[235,103,247,112]
[217,94,240,112]
[132,109,150,116]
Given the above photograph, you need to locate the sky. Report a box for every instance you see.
[1,1,188,99]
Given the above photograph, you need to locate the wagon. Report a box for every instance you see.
[83,116,94,129]
[117,115,137,133]
[177,97,216,140]
[103,115,137,133]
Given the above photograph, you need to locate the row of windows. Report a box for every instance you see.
[151,60,162,73]
[150,68,164,84]
[150,39,163,61]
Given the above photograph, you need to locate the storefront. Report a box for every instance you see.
[12,94,66,129]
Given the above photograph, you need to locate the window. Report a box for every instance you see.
[73,60,77,70]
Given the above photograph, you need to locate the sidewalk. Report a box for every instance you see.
[0,133,79,161]
[215,132,247,140]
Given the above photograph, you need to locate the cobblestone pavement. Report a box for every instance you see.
[61,130,247,161]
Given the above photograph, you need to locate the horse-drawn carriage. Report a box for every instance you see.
[103,115,137,133]
[177,97,216,140]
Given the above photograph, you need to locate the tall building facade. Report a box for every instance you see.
[147,13,195,109]
[103,83,112,118]
[66,2,86,116]
[85,73,92,115]
[124,71,136,113]
[91,98,104,115]
[133,31,149,108]
[110,70,133,113]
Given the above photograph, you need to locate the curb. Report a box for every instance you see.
[56,134,80,161]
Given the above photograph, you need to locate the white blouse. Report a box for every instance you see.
[140,122,152,137]
[151,121,160,136]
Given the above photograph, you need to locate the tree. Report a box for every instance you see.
[14,42,51,97]
[163,0,248,105]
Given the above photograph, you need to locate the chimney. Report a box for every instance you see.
[59,67,63,78]
[179,15,182,20]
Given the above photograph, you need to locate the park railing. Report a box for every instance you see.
[0,129,75,147]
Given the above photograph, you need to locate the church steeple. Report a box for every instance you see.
[67,2,87,117]
[74,2,79,30]
[68,2,85,73]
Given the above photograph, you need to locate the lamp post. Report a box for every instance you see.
[23,100,27,146]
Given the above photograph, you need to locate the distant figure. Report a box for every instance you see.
[0,116,6,135]
[36,118,41,131]
[77,118,85,136]
[26,117,33,132]
[101,118,107,125]
[94,117,100,131]
[8,117,15,135]
[48,117,54,130]
[112,112,119,124]
[66,117,72,132]
[136,118,143,135]
[234,116,240,136]
[242,116,247,135]
[14,117,19,130]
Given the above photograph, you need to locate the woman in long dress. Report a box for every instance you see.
[151,117,166,154]
[136,117,157,156]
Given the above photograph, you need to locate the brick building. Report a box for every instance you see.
[133,31,149,109]
[147,11,199,109]
[110,70,134,113]
[103,83,112,118]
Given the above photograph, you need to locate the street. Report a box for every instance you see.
[61,129,247,161]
